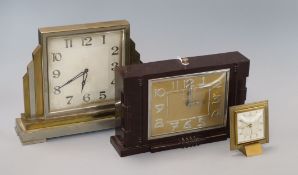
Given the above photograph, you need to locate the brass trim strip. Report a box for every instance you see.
[39,20,129,34]
[33,45,44,117]
[23,73,30,118]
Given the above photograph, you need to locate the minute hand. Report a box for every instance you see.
[58,69,88,90]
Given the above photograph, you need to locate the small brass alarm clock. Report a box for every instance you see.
[16,20,140,144]
[230,101,269,157]
[111,51,250,157]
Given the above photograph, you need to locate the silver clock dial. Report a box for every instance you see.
[236,109,265,144]
[47,30,123,113]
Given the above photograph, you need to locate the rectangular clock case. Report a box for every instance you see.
[111,51,250,156]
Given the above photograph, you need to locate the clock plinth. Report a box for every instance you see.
[16,114,114,145]
[240,142,263,157]
[111,133,228,157]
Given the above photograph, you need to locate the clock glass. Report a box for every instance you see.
[236,108,265,144]
[45,30,125,116]
[148,69,230,140]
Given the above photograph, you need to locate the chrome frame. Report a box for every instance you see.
[39,20,130,118]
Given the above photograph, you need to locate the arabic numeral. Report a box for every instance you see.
[52,69,61,78]
[66,96,73,104]
[102,35,105,44]
[52,53,62,62]
[65,39,72,48]
[99,91,106,100]
[53,86,61,95]
[111,46,119,55]
[111,62,119,71]
[82,36,92,46]
[83,94,91,102]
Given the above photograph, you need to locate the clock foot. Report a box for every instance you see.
[15,120,46,145]
[240,142,263,157]
[110,136,149,157]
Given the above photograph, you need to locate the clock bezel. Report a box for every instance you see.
[229,100,269,150]
[147,69,230,140]
[38,20,131,118]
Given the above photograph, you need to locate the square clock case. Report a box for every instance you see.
[111,51,250,156]
[230,101,269,156]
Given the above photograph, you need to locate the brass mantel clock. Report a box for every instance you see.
[111,51,250,157]
[16,20,140,144]
[230,101,269,157]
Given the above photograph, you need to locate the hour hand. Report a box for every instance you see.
[81,68,88,93]
[239,119,250,126]
[185,80,198,107]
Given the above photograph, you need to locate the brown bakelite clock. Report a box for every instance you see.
[111,52,250,157]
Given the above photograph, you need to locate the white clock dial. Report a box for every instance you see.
[47,30,123,113]
[236,109,265,144]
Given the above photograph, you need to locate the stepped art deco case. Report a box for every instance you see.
[111,51,250,156]
[16,20,140,144]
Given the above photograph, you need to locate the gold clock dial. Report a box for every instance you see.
[148,69,230,140]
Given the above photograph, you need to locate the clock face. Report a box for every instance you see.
[236,109,265,144]
[148,69,230,140]
[46,30,124,114]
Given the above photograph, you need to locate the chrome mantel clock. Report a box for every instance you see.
[16,20,140,144]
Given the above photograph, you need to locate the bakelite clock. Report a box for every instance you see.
[230,101,269,157]
[111,51,250,156]
[16,20,140,144]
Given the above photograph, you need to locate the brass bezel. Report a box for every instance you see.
[38,20,130,118]
[229,100,269,150]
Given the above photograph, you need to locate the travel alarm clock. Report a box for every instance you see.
[16,20,140,144]
[230,100,269,156]
[111,52,249,156]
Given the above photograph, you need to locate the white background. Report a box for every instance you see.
[1,0,297,174]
